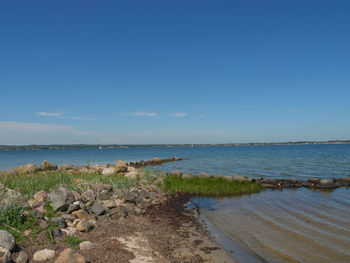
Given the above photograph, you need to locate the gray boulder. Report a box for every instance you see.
[0,246,11,263]
[170,170,182,176]
[0,185,27,207]
[115,160,128,173]
[52,216,66,228]
[81,189,96,203]
[102,167,116,175]
[91,201,105,216]
[182,173,194,179]
[232,174,247,182]
[48,187,74,212]
[200,172,210,178]
[0,230,15,251]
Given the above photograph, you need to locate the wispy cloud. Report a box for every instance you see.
[171,112,187,118]
[129,111,158,117]
[0,121,103,145]
[36,112,63,117]
[36,111,94,120]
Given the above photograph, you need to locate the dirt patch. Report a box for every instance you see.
[19,194,234,263]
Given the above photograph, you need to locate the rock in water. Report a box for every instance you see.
[33,249,55,262]
[54,248,86,263]
[0,230,15,251]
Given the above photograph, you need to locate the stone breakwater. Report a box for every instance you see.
[0,156,182,177]
[170,170,350,190]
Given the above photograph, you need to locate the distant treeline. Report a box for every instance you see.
[0,140,349,151]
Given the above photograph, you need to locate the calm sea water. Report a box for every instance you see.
[1,144,350,262]
[1,144,350,180]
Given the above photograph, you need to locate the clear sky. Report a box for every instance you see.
[0,0,349,145]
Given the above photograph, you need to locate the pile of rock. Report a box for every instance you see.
[255,176,350,190]
[27,182,167,235]
[0,157,182,177]
[170,170,350,190]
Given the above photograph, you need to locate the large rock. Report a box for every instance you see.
[33,249,55,262]
[40,160,57,171]
[13,250,29,263]
[115,160,128,173]
[182,173,194,179]
[102,167,116,175]
[232,174,247,182]
[170,170,182,176]
[72,210,96,221]
[199,172,209,178]
[308,178,321,184]
[90,202,105,216]
[52,216,66,228]
[81,189,96,203]
[59,164,74,171]
[0,247,11,263]
[76,219,94,232]
[0,185,27,207]
[124,171,138,179]
[16,164,38,174]
[0,230,15,251]
[54,248,86,263]
[33,190,48,202]
[48,188,75,212]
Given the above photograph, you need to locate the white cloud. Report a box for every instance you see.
[36,111,94,120]
[0,121,102,145]
[36,112,63,117]
[129,111,158,117]
[171,112,187,118]
[66,116,94,121]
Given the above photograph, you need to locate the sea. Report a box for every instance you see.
[1,144,350,262]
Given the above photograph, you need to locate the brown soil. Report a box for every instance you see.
[17,194,234,263]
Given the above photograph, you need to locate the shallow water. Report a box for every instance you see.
[193,188,350,263]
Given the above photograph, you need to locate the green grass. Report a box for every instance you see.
[163,176,262,197]
[0,205,40,245]
[0,171,148,198]
[65,235,83,250]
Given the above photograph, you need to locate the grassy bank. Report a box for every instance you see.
[0,169,159,198]
[164,176,262,197]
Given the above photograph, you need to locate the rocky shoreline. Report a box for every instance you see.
[1,158,349,262]
[0,158,233,263]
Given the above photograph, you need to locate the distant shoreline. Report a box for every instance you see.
[0,140,349,151]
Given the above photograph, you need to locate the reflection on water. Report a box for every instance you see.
[193,188,350,263]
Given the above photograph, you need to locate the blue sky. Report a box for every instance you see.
[0,0,349,145]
